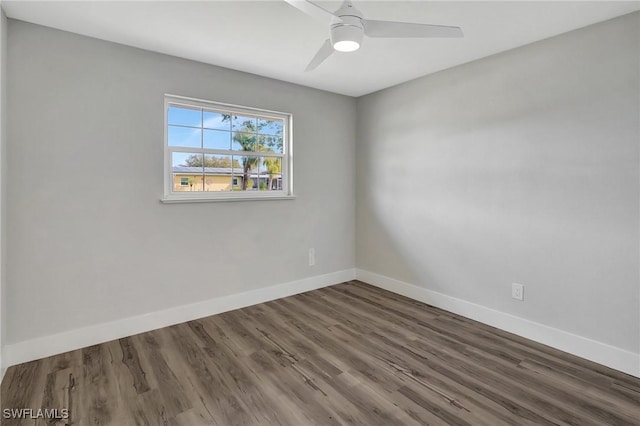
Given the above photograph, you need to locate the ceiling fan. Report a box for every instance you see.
[284,0,464,71]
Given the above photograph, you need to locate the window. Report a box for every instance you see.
[163,95,293,202]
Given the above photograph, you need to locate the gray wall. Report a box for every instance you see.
[356,12,639,353]
[6,20,356,344]
[0,8,6,375]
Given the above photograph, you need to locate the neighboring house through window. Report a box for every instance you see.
[163,95,293,202]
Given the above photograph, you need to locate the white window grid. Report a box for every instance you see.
[163,94,293,202]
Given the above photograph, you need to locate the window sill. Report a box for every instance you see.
[160,194,296,204]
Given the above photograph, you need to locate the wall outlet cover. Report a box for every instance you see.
[512,283,524,301]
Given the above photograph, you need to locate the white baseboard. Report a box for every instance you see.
[356,269,640,378]
[3,269,356,369]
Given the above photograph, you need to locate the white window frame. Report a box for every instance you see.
[162,94,294,203]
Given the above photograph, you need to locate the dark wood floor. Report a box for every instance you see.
[1,281,639,425]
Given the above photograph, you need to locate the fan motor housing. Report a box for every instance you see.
[331,13,364,52]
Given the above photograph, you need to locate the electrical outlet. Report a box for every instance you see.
[512,283,524,301]
[308,248,315,266]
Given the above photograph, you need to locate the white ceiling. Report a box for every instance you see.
[3,1,639,97]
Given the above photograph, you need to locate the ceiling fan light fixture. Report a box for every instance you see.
[333,40,360,52]
[294,0,463,71]
[331,24,363,52]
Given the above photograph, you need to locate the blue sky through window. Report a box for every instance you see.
[168,105,284,152]
[204,111,230,130]
[168,106,201,127]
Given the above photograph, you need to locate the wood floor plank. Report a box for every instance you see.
[133,332,192,419]
[2,281,639,425]
[118,337,151,395]
[1,360,44,422]
[166,322,253,425]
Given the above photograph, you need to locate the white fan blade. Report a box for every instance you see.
[305,39,334,71]
[363,19,463,38]
[283,0,336,24]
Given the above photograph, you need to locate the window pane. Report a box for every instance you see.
[261,157,283,191]
[258,119,283,136]
[234,155,260,191]
[203,154,235,192]
[231,156,242,191]
[256,158,268,191]
[259,134,283,154]
[172,152,204,191]
[204,129,231,150]
[202,154,236,169]
[232,132,259,152]
[230,156,242,174]
[168,125,201,148]
[168,106,202,128]
[203,111,230,130]
[232,115,257,132]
